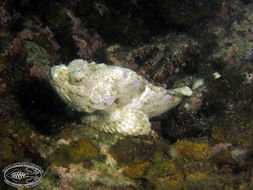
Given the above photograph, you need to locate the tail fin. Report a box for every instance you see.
[192,72,221,90]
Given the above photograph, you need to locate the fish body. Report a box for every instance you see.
[49,59,196,135]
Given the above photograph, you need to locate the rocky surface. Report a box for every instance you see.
[0,0,252,189]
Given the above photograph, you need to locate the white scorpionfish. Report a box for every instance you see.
[49,59,220,136]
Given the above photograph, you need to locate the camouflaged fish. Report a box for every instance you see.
[49,59,220,136]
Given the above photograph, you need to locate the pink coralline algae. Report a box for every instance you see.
[72,29,103,60]
[1,38,23,58]
[27,61,49,80]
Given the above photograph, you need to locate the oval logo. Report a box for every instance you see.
[2,162,43,188]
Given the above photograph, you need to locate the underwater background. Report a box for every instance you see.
[0,0,252,189]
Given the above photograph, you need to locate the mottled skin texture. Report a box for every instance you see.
[49,59,192,135]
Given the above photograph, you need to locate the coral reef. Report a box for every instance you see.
[0,0,252,189]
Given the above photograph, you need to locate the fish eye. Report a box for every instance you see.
[74,77,84,84]
[69,71,86,85]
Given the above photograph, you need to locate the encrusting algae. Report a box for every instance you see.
[50,138,98,167]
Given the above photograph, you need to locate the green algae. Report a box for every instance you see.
[24,40,50,65]
[50,138,98,167]
[123,161,151,179]
[0,137,15,162]
[109,136,156,165]
[181,174,223,190]
[147,160,177,177]
[70,123,121,147]
[33,31,57,54]
[209,149,236,166]
[0,120,39,170]
[175,140,211,161]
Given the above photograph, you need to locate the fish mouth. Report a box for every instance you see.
[49,65,68,81]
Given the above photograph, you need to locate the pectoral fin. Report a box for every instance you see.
[82,108,151,136]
